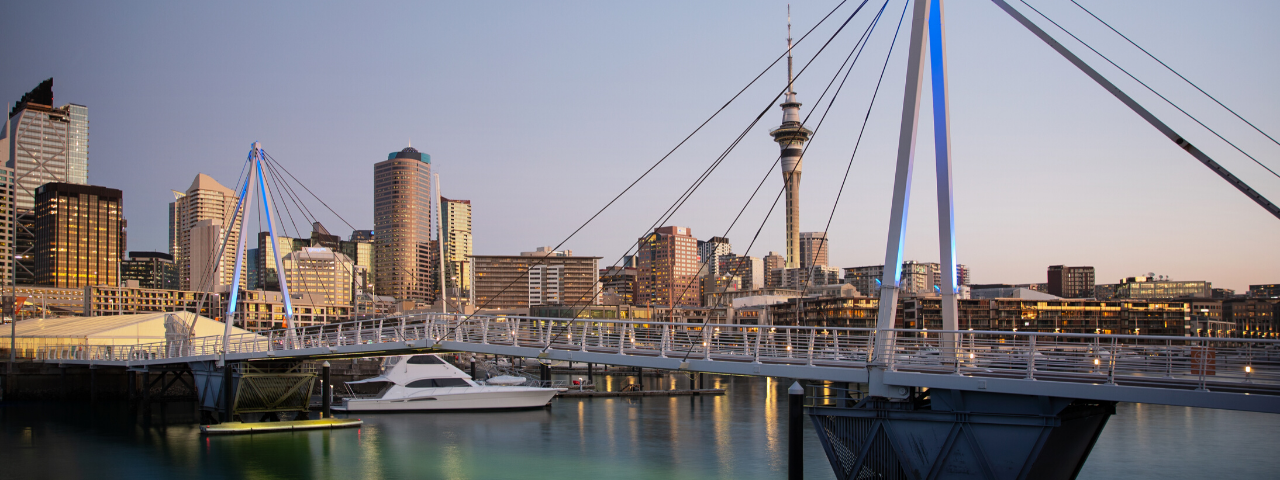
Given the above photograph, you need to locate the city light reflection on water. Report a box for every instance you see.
[1,374,1278,479]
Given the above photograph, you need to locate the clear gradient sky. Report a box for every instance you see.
[2,0,1277,291]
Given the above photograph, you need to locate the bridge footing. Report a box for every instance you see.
[808,389,1113,480]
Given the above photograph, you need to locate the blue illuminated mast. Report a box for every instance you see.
[221,142,296,357]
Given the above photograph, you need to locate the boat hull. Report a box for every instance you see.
[333,387,557,412]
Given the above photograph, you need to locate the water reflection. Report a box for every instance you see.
[4,376,1273,479]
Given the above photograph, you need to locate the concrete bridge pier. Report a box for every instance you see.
[808,388,1113,480]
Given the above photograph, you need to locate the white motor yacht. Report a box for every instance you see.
[332,354,558,412]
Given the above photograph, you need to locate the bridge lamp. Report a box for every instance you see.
[1094,358,1100,366]
[787,345,792,351]
[1246,365,1252,374]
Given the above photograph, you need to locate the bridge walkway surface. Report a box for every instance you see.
[34,314,1280,413]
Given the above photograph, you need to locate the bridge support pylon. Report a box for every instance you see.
[809,388,1113,480]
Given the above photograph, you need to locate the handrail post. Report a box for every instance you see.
[703,327,711,361]
[660,325,670,358]
[753,328,763,364]
[1108,337,1118,385]
[580,320,588,352]
[1026,333,1036,380]
[481,317,490,345]
[807,329,815,366]
[786,329,793,359]
[1165,338,1172,378]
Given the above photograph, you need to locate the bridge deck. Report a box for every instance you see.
[33,314,1280,413]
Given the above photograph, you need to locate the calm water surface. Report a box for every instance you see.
[1,374,1276,479]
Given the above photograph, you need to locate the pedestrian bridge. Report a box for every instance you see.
[39,313,1280,414]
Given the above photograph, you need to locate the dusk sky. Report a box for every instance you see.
[2,0,1276,292]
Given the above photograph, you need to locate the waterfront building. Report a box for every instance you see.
[175,173,242,292]
[636,226,700,307]
[1223,298,1280,338]
[1114,276,1211,299]
[34,183,123,288]
[349,229,374,242]
[798,232,829,268]
[85,285,221,318]
[441,197,473,301]
[768,296,1188,335]
[469,249,600,310]
[956,264,972,287]
[1250,284,1280,299]
[763,251,785,288]
[1047,265,1096,298]
[121,251,178,290]
[373,146,437,304]
[599,266,637,306]
[227,289,352,331]
[282,247,356,307]
[844,265,884,298]
[770,29,812,270]
[697,236,731,277]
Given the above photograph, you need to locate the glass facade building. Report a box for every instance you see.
[34,183,123,288]
[373,147,437,303]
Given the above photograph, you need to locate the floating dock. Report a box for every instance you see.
[557,388,725,398]
[200,418,363,435]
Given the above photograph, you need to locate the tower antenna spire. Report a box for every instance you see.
[787,4,794,95]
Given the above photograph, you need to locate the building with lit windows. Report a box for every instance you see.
[1047,265,1096,299]
[121,251,179,290]
[441,197,472,301]
[636,226,700,307]
[1114,276,1211,299]
[373,147,437,303]
[798,232,829,268]
[34,183,123,288]
[282,247,356,307]
[470,249,600,310]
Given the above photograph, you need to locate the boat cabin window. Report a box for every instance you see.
[406,355,447,365]
[405,378,471,388]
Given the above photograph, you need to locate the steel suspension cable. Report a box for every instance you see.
[1019,0,1280,180]
[1070,0,1280,150]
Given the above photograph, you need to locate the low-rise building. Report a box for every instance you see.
[121,251,179,290]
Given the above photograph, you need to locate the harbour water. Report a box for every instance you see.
[2,374,1276,479]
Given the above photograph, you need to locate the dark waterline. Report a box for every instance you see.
[1,374,1276,479]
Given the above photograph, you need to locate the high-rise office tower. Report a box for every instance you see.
[697,236,731,277]
[799,232,829,269]
[257,232,297,291]
[168,190,185,258]
[176,173,243,292]
[373,147,437,303]
[34,183,122,288]
[636,226,700,307]
[770,20,812,269]
[0,123,13,285]
[8,79,89,211]
[764,251,785,288]
[8,79,90,285]
[441,197,472,301]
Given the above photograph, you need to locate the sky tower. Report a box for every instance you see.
[770,8,813,269]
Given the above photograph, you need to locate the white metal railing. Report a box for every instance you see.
[34,314,1280,393]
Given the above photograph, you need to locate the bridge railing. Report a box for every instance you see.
[31,315,1280,394]
[882,329,1280,390]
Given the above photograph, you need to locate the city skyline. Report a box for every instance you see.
[2,1,1277,291]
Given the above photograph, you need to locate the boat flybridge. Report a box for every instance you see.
[333,354,559,412]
